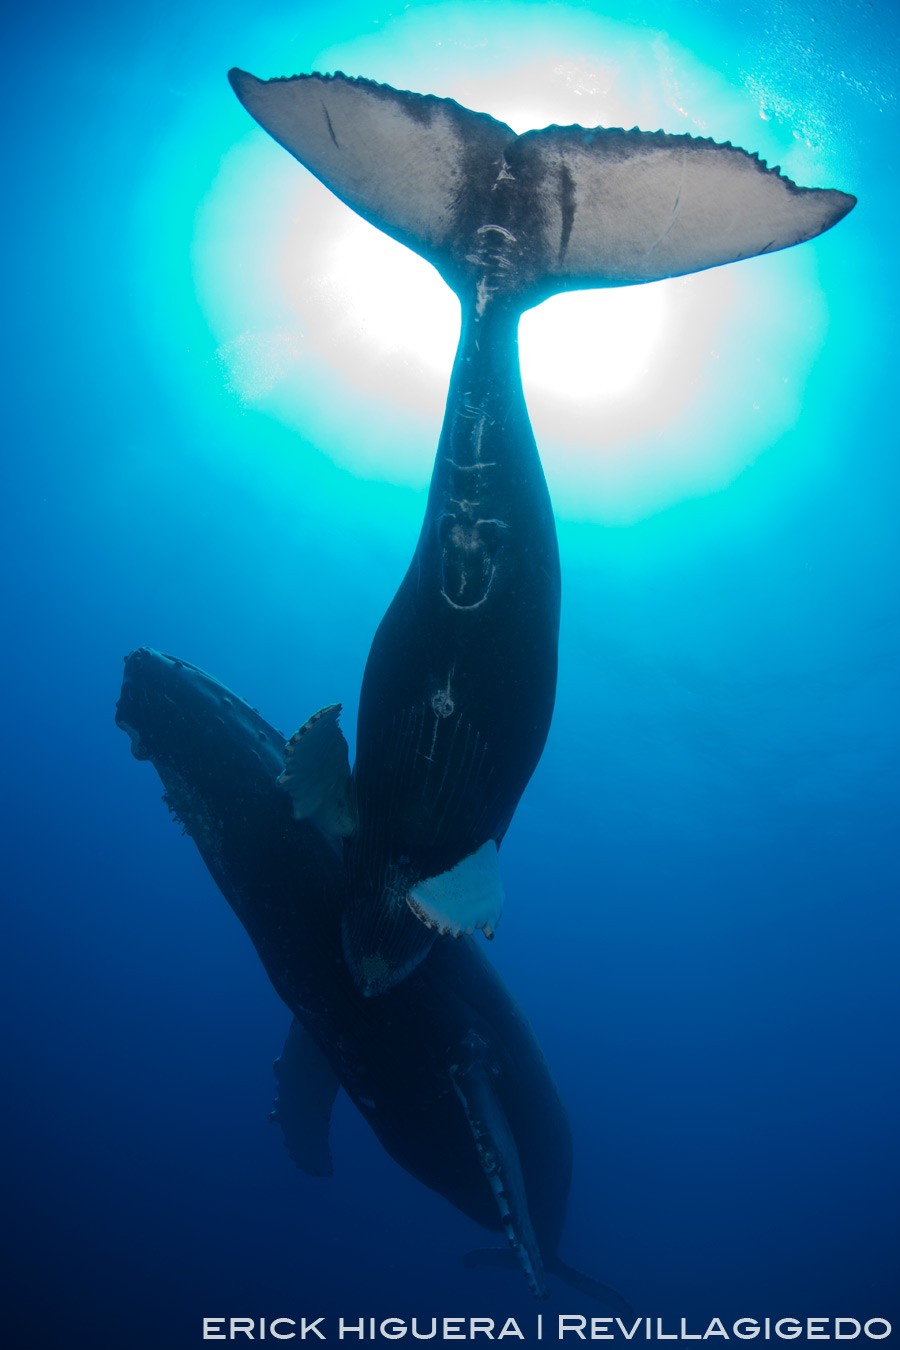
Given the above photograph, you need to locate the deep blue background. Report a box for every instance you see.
[5,1,898,1346]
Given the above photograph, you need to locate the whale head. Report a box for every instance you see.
[115,647,287,793]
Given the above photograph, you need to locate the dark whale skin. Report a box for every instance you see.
[347,300,561,987]
[227,67,856,995]
[115,648,570,1265]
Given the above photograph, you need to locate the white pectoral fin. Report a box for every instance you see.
[512,123,856,287]
[279,703,357,836]
[407,840,504,939]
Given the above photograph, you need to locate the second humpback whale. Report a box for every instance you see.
[115,648,630,1306]
[229,70,856,995]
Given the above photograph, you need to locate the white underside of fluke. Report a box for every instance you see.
[228,68,855,300]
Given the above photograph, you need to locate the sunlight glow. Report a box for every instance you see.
[184,4,839,522]
[521,287,670,402]
[319,218,458,383]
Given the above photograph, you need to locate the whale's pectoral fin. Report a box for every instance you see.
[270,1019,340,1177]
[451,1033,547,1300]
[512,123,856,291]
[279,703,357,837]
[408,840,504,939]
[228,68,513,284]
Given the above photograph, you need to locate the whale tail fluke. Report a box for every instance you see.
[228,67,855,313]
[548,1256,637,1319]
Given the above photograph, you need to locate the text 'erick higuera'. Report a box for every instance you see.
[202,1315,894,1341]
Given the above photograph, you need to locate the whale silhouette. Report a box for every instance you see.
[115,647,632,1306]
[228,70,856,996]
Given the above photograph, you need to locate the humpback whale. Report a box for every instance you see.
[228,70,856,997]
[115,647,629,1306]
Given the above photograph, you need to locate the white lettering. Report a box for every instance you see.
[704,1319,729,1340]
[617,1319,645,1341]
[864,1322,892,1341]
[558,1316,586,1339]
[200,1310,892,1345]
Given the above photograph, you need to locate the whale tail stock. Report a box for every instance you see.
[228,67,855,313]
[462,1247,636,1317]
[548,1255,636,1318]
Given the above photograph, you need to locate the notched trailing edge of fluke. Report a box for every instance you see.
[227,64,856,302]
[520,120,856,200]
[227,66,514,137]
[228,65,857,214]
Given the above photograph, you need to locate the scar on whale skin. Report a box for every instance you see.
[439,513,509,609]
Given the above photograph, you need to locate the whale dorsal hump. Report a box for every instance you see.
[408,839,504,940]
[229,68,855,306]
[279,703,357,837]
[271,1019,340,1177]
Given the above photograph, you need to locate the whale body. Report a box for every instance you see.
[115,648,629,1305]
[228,69,856,996]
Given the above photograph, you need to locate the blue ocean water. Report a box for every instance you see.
[5,1,898,1347]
